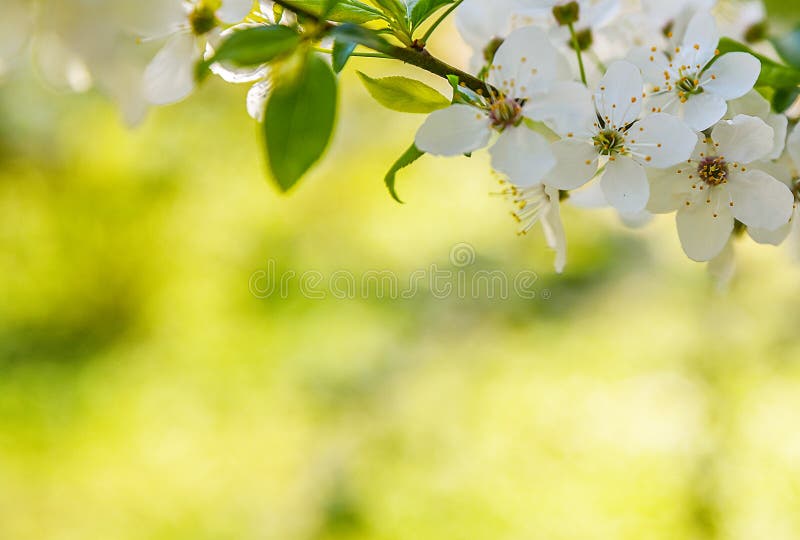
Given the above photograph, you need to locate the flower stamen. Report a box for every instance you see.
[697,156,729,187]
[489,98,523,130]
[592,128,626,156]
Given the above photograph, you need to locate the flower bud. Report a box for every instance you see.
[483,37,505,63]
[568,28,593,51]
[744,21,768,43]
[552,1,580,26]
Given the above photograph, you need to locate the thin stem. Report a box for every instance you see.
[589,50,606,73]
[568,22,587,86]
[420,0,464,44]
[271,0,496,95]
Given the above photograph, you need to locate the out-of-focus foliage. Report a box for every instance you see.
[2,27,800,540]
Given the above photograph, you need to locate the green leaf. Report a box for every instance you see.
[264,53,338,192]
[331,24,389,51]
[370,0,408,22]
[773,86,800,112]
[384,144,425,203]
[332,40,357,73]
[772,27,800,69]
[357,72,450,113]
[409,0,455,28]
[290,0,384,22]
[322,0,341,16]
[197,25,300,80]
[717,38,800,88]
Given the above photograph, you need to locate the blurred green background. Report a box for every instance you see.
[3,23,800,540]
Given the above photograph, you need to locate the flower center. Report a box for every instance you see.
[489,98,523,130]
[697,156,729,186]
[190,3,218,35]
[592,129,625,156]
[676,76,703,96]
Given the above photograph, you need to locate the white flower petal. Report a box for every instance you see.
[711,114,774,164]
[725,90,771,119]
[247,78,271,121]
[702,52,760,100]
[569,180,608,209]
[789,125,800,171]
[707,240,736,291]
[678,11,719,68]
[748,222,793,246]
[628,113,696,168]
[414,105,492,157]
[594,60,643,130]
[680,92,727,131]
[543,139,599,190]
[627,47,670,85]
[753,160,794,190]
[455,0,516,50]
[218,0,254,24]
[579,0,622,29]
[524,81,595,137]
[620,209,654,228]
[490,127,556,186]
[489,26,562,98]
[766,113,788,160]
[728,169,795,230]
[143,32,199,105]
[676,203,733,262]
[647,166,690,213]
[542,185,567,273]
[600,156,650,213]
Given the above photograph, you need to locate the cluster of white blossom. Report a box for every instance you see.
[421,0,799,278]
[2,0,798,281]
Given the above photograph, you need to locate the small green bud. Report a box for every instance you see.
[483,37,505,63]
[567,28,593,51]
[552,1,580,26]
[744,21,769,43]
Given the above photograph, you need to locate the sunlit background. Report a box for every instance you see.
[3,4,800,539]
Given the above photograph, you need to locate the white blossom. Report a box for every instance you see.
[143,0,254,106]
[542,60,696,214]
[504,180,568,272]
[416,26,592,186]
[746,126,800,255]
[648,115,795,261]
[629,11,760,131]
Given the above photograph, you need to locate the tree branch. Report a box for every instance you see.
[272,0,495,96]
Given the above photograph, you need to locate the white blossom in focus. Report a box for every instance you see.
[416,26,593,186]
[629,11,760,131]
[648,115,794,261]
[541,60,697,214]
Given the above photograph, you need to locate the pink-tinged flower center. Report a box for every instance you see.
[697,156,729,186]
[489,98,523,130]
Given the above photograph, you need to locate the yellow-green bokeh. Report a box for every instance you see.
[2,25,800,540]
